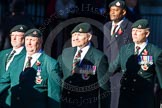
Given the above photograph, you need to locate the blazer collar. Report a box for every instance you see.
[80,46,94,65]
[110,19,130,29]
[32,53,44,69]
[120,19,130,29]
[139,43,152,56]
[65,46,94,70]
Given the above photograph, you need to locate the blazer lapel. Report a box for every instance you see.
[19,54,26,71]
[138,43,151,56]
[69,48,76,71]
[32,53,44,69]
[125,43,135,56]
[19,47,26,55]
[80,47,94,67]
[8,53,26,73]
[63,47,77,73]
[137,44,153,72]
[4,49,12,67]
[11,48,26,70]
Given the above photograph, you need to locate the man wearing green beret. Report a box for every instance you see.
[103,0,133,108]
[0,24,28,108]
[0,28,61,108]
[0,24,28,76]
[58,22,111,108]
[109,19,162,108]
[71,22,92,47]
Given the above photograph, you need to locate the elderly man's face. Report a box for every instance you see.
[109,6,126,23]
[132,28,150,44]
[25,36,42,55]
[71,32,92,48]
[10,32,25,49]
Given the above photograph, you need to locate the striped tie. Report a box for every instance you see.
[6,50,16,64]
[72,50,82,74]
[112,25,118,36]
[135,46,140,55]
[25,56,32,68]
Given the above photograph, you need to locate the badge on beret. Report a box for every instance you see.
[20,26,23,30]
[138,25,142,28]
[116,2,121,6]
[79,28,83,32]
[33,31,37,35]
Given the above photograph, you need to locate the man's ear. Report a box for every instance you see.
[88,33,92,41]
[122,9,126,16]
[146,30,150,38]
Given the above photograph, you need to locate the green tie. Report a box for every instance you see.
[135,46,140,55]
[25,56,32,68]
[72,50,82,74]
[6,50,16,64]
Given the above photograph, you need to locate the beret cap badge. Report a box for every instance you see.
[10,24,28,33]
[20,26,23,30]
[138,25,142,28]
[79,28,83,32]
[116,2,121,6]
[132,19,149,29]
[33,31,37,35]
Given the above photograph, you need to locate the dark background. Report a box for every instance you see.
[0,0,162,58]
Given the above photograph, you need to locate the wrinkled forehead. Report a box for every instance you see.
[72,32,89,36]
[132,28,149,33]
[25,36,40,40]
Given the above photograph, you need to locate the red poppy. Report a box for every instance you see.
[117,28,123,35]
[36,60,41,66]
[142,49,148,55]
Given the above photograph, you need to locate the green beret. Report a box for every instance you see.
[132,19,149,29]
[25,28,42,38]
[109,0,126,9]
[10,25,28,33]
[71,23,92,34]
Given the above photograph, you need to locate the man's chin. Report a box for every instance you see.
[12,45,20,48]
[27,51,35,55]
[26,49,34,52]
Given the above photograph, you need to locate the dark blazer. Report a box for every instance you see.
[109,43,162,108]
[103,19,133,63]
[103,19,133,108]
[0,52,61,108]
[58,46,110,108]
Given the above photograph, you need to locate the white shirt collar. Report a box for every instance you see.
[111,19,124,35]
[5,46,24,71]
[112,19,124,26]
[75,42,91,62]
[23,50,42,70]
[135,41,148,54]
[13,46,24,55]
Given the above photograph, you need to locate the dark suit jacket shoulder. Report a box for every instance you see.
[103,19,133,63]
